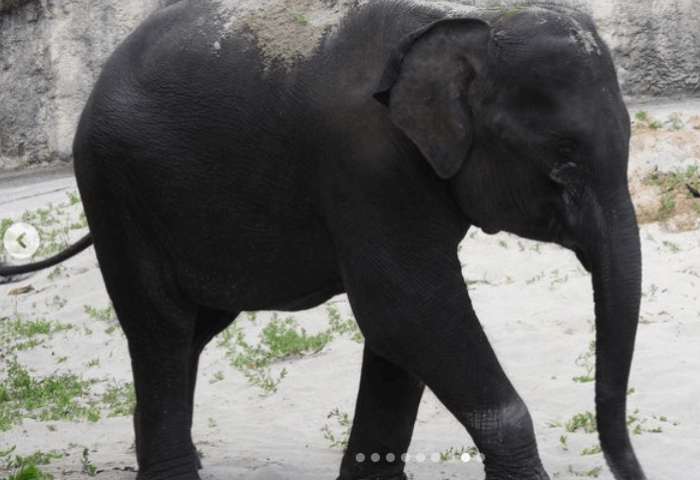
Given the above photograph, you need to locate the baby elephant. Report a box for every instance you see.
[1,1,645,479]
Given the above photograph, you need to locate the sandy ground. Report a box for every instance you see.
[1,99,700,480]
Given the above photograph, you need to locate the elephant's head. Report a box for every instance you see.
[375,6,644,479]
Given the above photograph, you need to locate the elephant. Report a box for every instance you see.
[0,0,646,479]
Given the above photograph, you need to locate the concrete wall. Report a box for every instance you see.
[0,0,175,169]
[1,0,699,170]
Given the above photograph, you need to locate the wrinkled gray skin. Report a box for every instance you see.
[0,1,645,479]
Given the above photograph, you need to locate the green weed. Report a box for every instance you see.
[634,110,648,122]
[572,340,596,383]
[438,446,478,463]
[210,371,225,384]
[321,408,352,451]
[102,382,136,417]
[66,191,81,206]
[0,361,101,431]
[289,10,309,24]
[526,272,545,285]
[84,304,116,322]
[581,444,602,456]
[81,448,98,476]
[489,2,528,16]
[0,314,72,354]
[663,241,681,253]
[558,435,568,450]
[668,114,683,131]
[567,465,602,478]
[1,447,62,480]
[639,165,700,226]
[223,306,362,394]
[565,411,597,433]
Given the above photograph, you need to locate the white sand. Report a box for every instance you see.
[2,101,699,480]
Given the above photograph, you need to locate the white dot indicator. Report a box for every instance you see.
[461,453,471,462]
[401,453,410,462]
[371,453,380,462]
[356,453,365,462]
[386,453,395,462]
[416,453,425,463]
[431,453,440,462]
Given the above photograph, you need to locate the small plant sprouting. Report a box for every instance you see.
[47,264,65,280]
[2,448,62,480]
[439,446,478,463]
[81,448,98,476]
[558,435,568,450]
[321,408,352,451]
[634,110,648,122]
[668,115,683,132]
[102,382,136,417]
[84,303,116,322]
[223,306,363,394]
[290,10,310,24]
[567,465,602,478]
[67,191,81,206]
[489,2,528,17]
[581,444,602,456]
[565,411,597,433]
[210,370,225,384]
[639,165,700,226]
[526,271,545,285]
[572,340,596,383]
[663,241,681,253]
[87,358,100,368]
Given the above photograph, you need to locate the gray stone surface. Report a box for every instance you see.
[1,0,699,170]
[0,0,176,169]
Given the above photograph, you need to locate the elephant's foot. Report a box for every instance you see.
[136,471,201,480]
[134,448,202,480]
[484,462,550,480]
[192,443,203,470]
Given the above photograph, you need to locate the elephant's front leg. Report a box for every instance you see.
[336,235,549,480]
[338,346,425,480]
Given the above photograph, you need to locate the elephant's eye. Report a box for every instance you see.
[557,141,578,158]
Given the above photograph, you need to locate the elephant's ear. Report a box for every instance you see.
[374,19,491,179]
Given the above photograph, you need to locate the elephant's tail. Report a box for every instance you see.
[0,233,93,284]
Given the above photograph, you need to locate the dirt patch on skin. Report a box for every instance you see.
[219,0,369,65]
[629,112,700,232]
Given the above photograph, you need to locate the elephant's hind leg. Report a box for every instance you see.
[186,307,240,469]
[89,237,214,479]
[339,346,424,480]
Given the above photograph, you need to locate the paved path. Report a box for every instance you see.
[0,165,77,219]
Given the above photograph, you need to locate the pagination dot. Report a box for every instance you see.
[356,453,365,462]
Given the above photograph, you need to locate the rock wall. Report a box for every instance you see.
[0,0,176,169]
[1,0,699,170]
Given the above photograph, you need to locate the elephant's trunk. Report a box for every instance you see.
[585,189,646,479]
